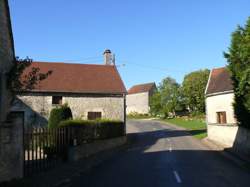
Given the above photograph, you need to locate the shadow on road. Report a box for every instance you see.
[69,128,250,187]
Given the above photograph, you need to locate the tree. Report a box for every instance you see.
[224,17,250,128]
[158,77,183,118]
[149,90,161,116]
[182,69,210,113]
[7,57,52,92]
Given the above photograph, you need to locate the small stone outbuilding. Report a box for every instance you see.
[205,67,237,147]
[126,82,156,114]
[12,50,127,127]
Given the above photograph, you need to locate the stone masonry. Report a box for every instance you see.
[0,0,24,182]
[0,0,15,123]
[12,93,125,127]
[126,92,150,114]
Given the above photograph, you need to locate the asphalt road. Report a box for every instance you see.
[68,119,250,187]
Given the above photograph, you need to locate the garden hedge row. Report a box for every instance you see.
[59,119,125,144]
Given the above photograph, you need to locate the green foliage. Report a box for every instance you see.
[224,17,250,128]
[7,57,52,92]
[48,104,73,128]
[127,112,150,119]
[182,69,210,113]
[150,77,184,118]
[149,91,162,116]
[59,119,124,142]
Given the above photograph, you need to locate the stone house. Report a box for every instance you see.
[126,82,156,114]
[205,67,238,147]
[12,50,127,127]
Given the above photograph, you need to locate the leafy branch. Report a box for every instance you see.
[7,57,52,92]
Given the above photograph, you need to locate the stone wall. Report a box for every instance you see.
[0,0,14,123]
[126,92,149,114]
[69,136,127,161]
[12,93,125,127]
[207,124,238,147]
[207,124,250,159]
[205,92,236,125]
[0,112,24,182]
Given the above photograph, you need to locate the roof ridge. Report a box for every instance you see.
[32,61,115,67]
[131,82,155,87]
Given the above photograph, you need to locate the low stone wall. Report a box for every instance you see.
[230,127,250,158]
[68,136,127,161]
[207,124,238,147]
[207,124,250,159]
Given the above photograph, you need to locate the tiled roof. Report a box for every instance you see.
[128,82,156,94]
[21,62,127,94]
[205,67,234,95]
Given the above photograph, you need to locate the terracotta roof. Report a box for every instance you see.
[21,62,127,94]
[205,67,234,95]
[128,82,156,94]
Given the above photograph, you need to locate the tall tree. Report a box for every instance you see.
[182,69,210,113]
[224,17,250,128]
[149,90,162,116]
[158,77,183,118]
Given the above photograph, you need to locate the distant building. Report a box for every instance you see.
[12,50,127,127]
[205,67,237,147]
[126,82,156,114]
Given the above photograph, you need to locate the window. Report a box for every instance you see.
[88,112,102,120]
[52,96,62,105]
[217,112,227,124]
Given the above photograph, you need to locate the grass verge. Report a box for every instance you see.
[161,117,207,139]
[126,115,152,120]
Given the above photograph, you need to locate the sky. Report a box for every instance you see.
[9,0,250,89]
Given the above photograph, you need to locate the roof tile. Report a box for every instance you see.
[128,82,156,94]
[206,67,234,95]
[22,62,127,94]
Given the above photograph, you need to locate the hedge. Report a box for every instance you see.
[59,119,125,144]
[48,104,73,129]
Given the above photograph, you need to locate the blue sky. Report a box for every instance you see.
[9,0,250,89]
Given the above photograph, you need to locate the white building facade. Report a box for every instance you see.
[126,83,156,115]
[205,67,237,147]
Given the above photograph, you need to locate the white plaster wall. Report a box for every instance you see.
[126,92,149,114]
[207,124,238,147]
[12,94,125,127]
[206,93,236,124]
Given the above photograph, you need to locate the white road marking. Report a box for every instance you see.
[173,171,182,183]
[169,146,172,152]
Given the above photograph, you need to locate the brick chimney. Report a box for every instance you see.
[103,49,115,65]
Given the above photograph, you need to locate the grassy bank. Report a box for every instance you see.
[126,114,152,120]
[162,117,207,139]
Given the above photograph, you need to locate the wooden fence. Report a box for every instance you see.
[23,127,70,176]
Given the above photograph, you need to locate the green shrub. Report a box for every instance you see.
[59,119,124,143]
[127,112,150,119]
[48,104,73,128]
